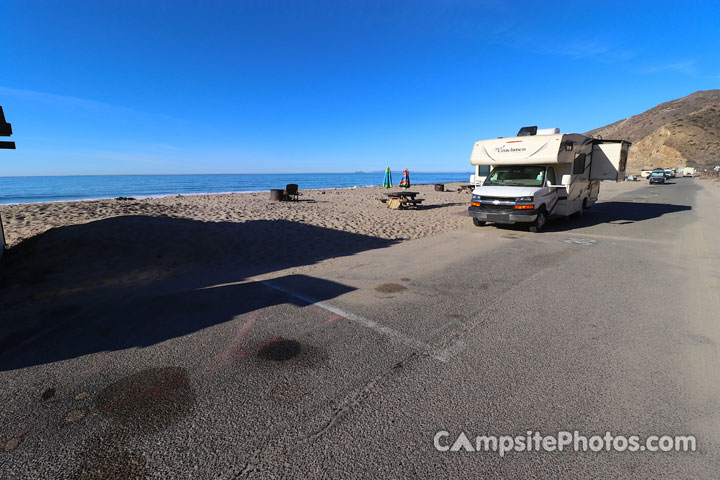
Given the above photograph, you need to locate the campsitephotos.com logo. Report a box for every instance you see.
[433,430,697,457]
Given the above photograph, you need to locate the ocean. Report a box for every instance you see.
[0,172,472,205]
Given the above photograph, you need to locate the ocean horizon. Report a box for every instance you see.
[0,172,472,205]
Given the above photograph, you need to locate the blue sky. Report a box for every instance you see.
[1,0,719,176]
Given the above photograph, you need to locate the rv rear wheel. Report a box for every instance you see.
[472,218,486,227]
[529,210,546,233]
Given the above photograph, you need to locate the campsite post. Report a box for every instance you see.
[0,106,15,261]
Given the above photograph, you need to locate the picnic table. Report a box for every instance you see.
[384,191,424,209]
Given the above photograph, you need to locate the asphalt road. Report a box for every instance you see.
[1,177,719,479]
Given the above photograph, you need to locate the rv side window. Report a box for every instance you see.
[546,167,556,186]
[573,154,586,175]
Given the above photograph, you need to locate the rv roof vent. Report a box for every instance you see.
[517,126,537,136]
[536,128,560,135]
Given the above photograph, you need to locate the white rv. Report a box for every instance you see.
[468,126,631,232]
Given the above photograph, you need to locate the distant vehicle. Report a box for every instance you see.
[664,168,676,178]
[683,167,695,177]
[640,170,653,178]
[650,169,666,184]
[467,126,630,232]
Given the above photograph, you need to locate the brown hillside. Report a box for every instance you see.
[586,90,720,170]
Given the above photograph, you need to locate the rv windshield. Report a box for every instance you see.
[484,166,546,187]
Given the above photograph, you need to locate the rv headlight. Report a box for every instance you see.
[516,196,534,203]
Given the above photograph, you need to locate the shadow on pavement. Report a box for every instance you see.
[0,216,398,370]
[544,201,692,232]
[488,201,692,233]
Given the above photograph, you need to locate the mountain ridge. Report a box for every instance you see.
[586,90,720,169]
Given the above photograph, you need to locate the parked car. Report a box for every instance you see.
[649,169,666,184]
[664,168,676,178]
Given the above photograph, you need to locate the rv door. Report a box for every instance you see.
[589,141,630,181]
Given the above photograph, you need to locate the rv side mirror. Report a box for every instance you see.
[560,174,571,185]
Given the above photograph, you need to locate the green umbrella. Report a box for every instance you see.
[382,167,393,188]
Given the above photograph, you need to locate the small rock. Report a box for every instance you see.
[74,392,90,401]
[1,435,24,452]
[65,409,87,423]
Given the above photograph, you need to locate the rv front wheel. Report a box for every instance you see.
[529,210,546,233]
[472,218,486,227]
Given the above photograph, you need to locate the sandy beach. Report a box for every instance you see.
[0,183,473,248]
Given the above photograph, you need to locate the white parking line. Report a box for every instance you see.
[545,232,672,245]
[258,278,449,363]
[564,237,598,246]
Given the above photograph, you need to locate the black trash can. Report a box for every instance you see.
[434,184,445,192]
[270,189,285,201]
